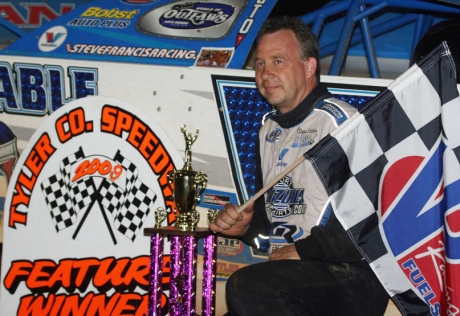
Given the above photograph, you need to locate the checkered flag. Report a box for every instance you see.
[41,147,87,231]
[304,42,460,315]
[113,179,156,241]
[70,177,96,211]
[99,178,125,216]
[100,150,156,241]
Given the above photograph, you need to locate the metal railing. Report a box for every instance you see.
[300,0,460,77]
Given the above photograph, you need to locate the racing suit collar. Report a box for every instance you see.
[269,83,332,128]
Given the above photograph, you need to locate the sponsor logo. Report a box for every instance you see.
[277,148,288,167]
[66,43,197,60]
[279,148,288,160]
[81,7,139,19]
[382,141,460,314]
[0,3,74,28]
[203,193,230,206]
[38,26,67,52]
[316,101,348,125]
[321,103,344,119]
[137,0,246,40]
[292,126,317,148]
[68,18,130,28]
[266,176,306,218]
[196,48,233,68]
[67,7,139,29]
[270,222,303,244]
[46,32,65,44]
[217,237,244,256]
[266,128,281,142]
[160,2,234,29]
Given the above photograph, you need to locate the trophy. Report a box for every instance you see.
[145,126,216,316]
[167,125,208,231]
[154,207,167,229]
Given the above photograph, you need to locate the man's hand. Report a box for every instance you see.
[269,244,300,261]
[209,203,254,236]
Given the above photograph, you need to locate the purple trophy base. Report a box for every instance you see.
[145,227,217,316]
[202,234,217,316]
[149,233,164,316]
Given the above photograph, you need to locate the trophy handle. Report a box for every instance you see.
[167,170,176,200]
[154,207,167,229]
[194,171,208,203]
[207,209,219,223]
[190,211,200,228]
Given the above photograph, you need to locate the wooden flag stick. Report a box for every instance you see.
[236,155,307,213]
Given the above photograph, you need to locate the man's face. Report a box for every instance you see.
[254,29,316,114]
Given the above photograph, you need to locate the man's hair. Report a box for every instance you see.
[255,16,320,81]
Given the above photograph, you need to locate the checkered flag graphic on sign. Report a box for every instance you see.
[99,178,124,216]
[304,42,460,315]
[114,179,156,241]
[41,147,86,231]
[100,150,157,241]
[70,177,96,211]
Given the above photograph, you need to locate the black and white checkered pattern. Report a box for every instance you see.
[101,150,157,241]
[113,179,156,241]
[99,178,125,215]
[70,177,96,211]
[304,43,460,315]
[41,147,85,231]
[42,148,156,242]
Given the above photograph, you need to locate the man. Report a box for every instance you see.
[209,16,390,315]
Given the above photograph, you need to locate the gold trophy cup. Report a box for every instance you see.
[168,125,207,230]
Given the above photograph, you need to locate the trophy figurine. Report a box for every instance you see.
[154,208,167,229]
[167,125,208,231]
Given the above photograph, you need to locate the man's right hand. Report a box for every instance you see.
[209,202,254,236]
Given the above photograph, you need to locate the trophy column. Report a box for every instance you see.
[144,125,218,316]
[144,227,217,316]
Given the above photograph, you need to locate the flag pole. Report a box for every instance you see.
[236,155,306,213]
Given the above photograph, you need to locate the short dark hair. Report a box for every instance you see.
[255,16,320,81]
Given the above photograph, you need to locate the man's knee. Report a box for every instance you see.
[225,266,245,296]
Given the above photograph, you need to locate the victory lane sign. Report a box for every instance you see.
[1,96,184,315]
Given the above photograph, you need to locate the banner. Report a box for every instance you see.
[0,0,276,69]
[304,42,460,315]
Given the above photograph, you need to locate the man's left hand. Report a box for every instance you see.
[269,244,300,261]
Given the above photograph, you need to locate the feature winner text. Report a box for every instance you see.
[4,256,153,315]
